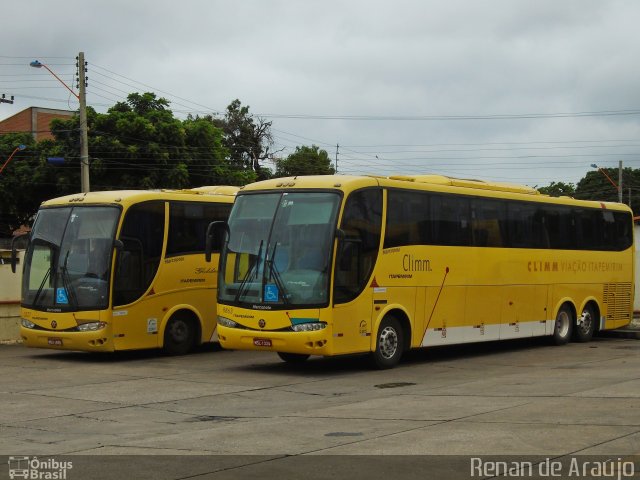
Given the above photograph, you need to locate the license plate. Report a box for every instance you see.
[253,338,272,347]
[48,337,63,346]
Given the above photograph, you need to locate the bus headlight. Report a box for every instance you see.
[217,316,238,328]
[291,322,327,332]
[21,318,36,329]
[77,322,107,332]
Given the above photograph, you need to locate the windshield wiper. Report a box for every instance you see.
[234,240,263,302]
[32,267,52,308]
[58,250,78,309]
[264,242,290,305]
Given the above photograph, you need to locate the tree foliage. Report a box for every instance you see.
[0,93,271,235]
[211,99,275,180]
[536,181,575,197]
[274,145,336,177]
[0,133,44,235]
[539,168,640,214]
[574,168,640,213]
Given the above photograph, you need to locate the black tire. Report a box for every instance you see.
[370,316,404,369]
[552,304,574,346]
[573,304,596,343]
[277,352,310,363]
[163,315,196,355]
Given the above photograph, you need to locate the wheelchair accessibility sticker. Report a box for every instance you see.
[56,288,69,305]
[264,284,279,302]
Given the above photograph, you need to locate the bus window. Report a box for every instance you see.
[544,206,576,250]
[334,189,382,304]
[471,198,506,247]
[167,202,232,256]
[114,201,165,306]
[384,190,430,248]
[430,195,471,246]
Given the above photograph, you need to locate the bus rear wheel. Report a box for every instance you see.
[163,315,196,355]
[277,352,310,364]
[574,304,596,343]
[370,316,404,369]
[552,305,573,345]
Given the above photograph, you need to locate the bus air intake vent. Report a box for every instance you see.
[603,283,632,323]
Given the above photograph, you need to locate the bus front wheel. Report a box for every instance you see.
[552,305,573,346]
[370,316,404,369]
[277,352,310,364]
[163,314,196,355]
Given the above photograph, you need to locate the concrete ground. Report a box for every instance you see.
[0,333,638,479]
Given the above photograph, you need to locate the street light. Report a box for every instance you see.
[30,53,90,193]
[0,144,27,175]
[591,163,622,203]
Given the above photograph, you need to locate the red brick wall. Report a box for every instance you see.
[0,109,32,137]
[0,108,74,141]
[35,111,74,141]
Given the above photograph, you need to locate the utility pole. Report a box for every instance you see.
[618,160,623,204]
[335,143,339,173]
[77,52,90,193]
[0,94,14,104]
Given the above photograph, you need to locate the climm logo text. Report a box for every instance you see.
[403,255,432,272]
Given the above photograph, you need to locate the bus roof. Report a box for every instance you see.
[239,174,631,212]
[40,186,239,208]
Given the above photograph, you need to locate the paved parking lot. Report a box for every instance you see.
[0,335,638,478]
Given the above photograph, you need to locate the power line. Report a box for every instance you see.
[256,109,640,121]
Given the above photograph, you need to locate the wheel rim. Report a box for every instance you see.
[169,320,189,343]
[578,309,593,335]
[379,325,398,359]
[556,311,570,338]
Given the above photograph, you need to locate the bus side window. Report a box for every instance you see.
[471,198,506,247]
[334,189,382,304]
[167,202,231,257]
[114,201,165,306]
[384,189,430,248]
[431,195,471,246]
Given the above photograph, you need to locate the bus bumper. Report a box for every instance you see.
[20,326,115,352]
[217,325,332,356]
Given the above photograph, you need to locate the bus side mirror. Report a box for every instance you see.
[335,228,346,241]
[10,233,28,274]
[205,221,229,263]
[113,239,124,251]
[10,248,17,274]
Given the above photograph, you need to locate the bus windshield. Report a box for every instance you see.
[22,206,120,311]
[218,191,341,307]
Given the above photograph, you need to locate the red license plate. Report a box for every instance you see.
[253,338,272,347]
[48,337,63,346]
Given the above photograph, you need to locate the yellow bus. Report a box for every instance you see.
[210,175,634,368]
[15,186,238,354]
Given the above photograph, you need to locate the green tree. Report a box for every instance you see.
[0,133,51,235]
[0,93,261,235]
[274,145,336,177]
[537,181,575,197]
[574,167,640,214]
[47,92,240,190]
[212,99,275,180]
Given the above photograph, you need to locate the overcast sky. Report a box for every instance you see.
[3,0,640,189]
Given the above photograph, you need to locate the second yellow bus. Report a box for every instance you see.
[17,186,238,354]
[210,175,634,368]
